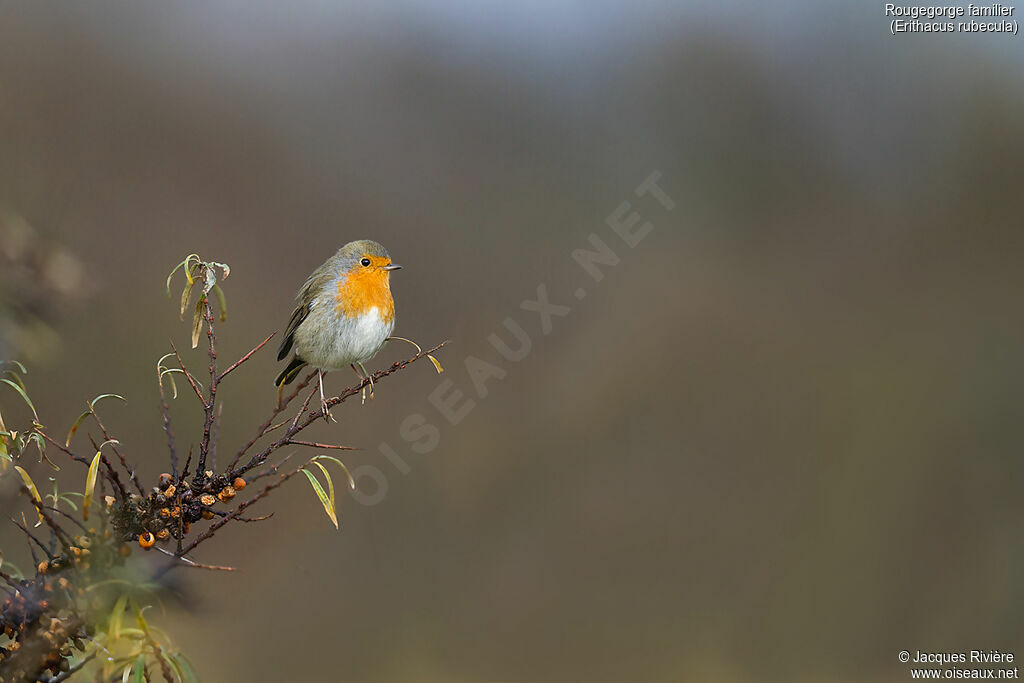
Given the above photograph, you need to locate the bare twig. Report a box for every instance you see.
[194,299,219,482]
[218,332,275,382]
[227,369,317,472]
[247,452,295,484]
[86,433,129,501]
[90,410,144,496]
[284,439,357,451]
[26,493,74,550]
[51,651,97,682]
[230,342,446,479]
[158,379,178,477]
[169,341,205,406]
[10,516,52,560]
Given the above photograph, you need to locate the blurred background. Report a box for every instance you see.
[2,2,1024,681]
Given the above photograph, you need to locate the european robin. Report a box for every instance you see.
[275,240,402,416]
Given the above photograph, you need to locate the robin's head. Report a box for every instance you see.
[332,240,401,320]
[335,239,402,276]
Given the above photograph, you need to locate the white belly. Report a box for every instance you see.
[294,303,395,370]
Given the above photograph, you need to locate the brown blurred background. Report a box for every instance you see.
[2,2,1024,681]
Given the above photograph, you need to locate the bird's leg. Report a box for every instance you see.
[318,369,334,423]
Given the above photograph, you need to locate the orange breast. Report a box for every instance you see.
[335,269,395,322]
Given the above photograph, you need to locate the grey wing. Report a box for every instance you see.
[277,302,310,361]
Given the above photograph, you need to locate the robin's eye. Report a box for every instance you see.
[360,258,371,267]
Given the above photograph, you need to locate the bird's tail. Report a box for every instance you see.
[275,356,308,386]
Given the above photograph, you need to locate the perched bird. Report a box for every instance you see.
[275,240,401,416]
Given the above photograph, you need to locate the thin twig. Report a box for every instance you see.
[227,369,317,471]
[284,439,357,451]
[169,341,205,406]
[10,516,52,560]
[210,402,223,471]
[154,546,237,571]
[194,299,219,483]
[26,493,74,550]
[158,379,178,477]
[42,505,90,534]
[52,651,97,682]
[90,410,144,496]
[218,332,275,382]
[230,342,446,479]
[86,433,129,501]
[247,452,296,484]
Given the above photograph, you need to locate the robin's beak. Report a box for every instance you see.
[383,263,402,271]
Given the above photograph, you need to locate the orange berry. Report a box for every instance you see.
[138,532,155,549]
[232,477,246,490]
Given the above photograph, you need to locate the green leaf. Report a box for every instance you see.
[65,410,93,448]
[312,460,335,518]
[191,297,204,349]
[14,466,44,522]
[1,379,38,421]
[165,254,200,295]
[83,450,102,521]
[310,455,356,490]
[0,360,27,375]
[301,467,338,529]
[180,275,197,321]
[210,283,227,322]
[133,655,146,683]
[165,652,200,683]
[2,370,27,392]
[90,393,126,410]
[109,592,129,641]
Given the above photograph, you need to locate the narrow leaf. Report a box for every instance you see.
[1,379,38,421]
[2,371,27,392]
[311,455,356,490]
[180,276,196,320]
[166,652,200,683]
[427,353,444,374]
[311,460,336,517]
[301,468,338,528]
[14,466,44,522]
[210,283,227,322]
[90,393,126,410]
[65,410,93,447]
[83,451,102,521]
[191,297,204,348]
[109,593,129,641]
[0,360,27,375]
